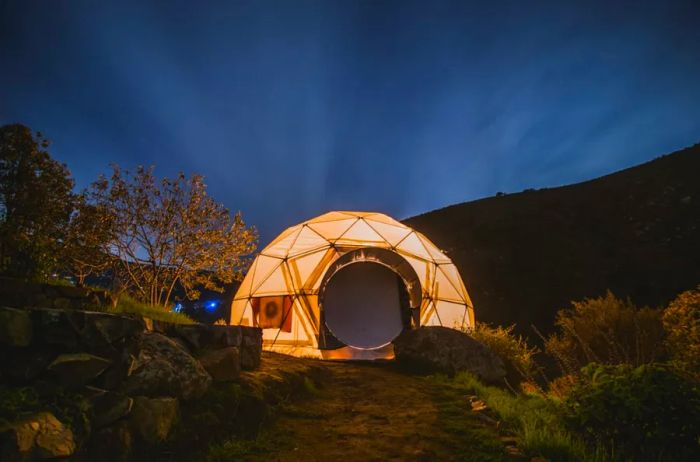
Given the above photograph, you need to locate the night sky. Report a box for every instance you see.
[2,1,699,244]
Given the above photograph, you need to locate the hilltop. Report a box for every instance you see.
[405,143,700,339]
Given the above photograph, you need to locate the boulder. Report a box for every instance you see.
[240,345,261,371]
[51,298,73,311]
[122,332,211,400]
[23,308,145,350]
[150,322,245,350]
[0,307,33,347]
[129,396,179,444]
[76,312,145,348]
[393,326,506,384]
[0,412,76,461]
[85,420,132,462]
[91,392,134,429]
[198,347,241,382]
[240,328,262,370]
[32,308,79,348]
[47,353,112,387]
[1,349,55,384]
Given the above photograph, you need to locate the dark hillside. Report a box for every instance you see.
[405,144,700,340]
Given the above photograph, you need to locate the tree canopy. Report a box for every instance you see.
[89,165,258,307]
[0,124,75,279]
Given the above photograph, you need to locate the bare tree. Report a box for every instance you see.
[89,165,257,307]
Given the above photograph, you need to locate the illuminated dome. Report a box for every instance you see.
[230,211,475,359]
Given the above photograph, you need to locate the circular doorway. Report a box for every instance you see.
[322,261,406,349]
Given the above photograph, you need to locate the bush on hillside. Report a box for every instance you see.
[466,323,540,387]
[564,363,700,461]
[437,373,606,461]
[105,293,195,325]
[663,285,700,381]
[545,291,665,375]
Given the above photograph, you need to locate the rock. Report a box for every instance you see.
[392,326,506,384]
[91,392,134,428]
[0,307,33,347]
[150,322,246,350]
[95,349,137,391]
[54,285,91,300]
[122,332,211,399]
[1,349,55,384]
[26,308,144,350]
[47,353,112,387]
[240,345,261,370]
[0,412,76,461]
[129,396,179,443]
[240,328,262,370]
[198,347,241,382]
[52,298,73,311]
[86,421,132,462]
[77,312,145,348]
[158,323,205,349]
[32,308,78,348]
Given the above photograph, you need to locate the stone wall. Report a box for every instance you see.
[0,277,113,311]
[0,281,262,461]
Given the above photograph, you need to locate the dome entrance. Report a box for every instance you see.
[322,261,406,349]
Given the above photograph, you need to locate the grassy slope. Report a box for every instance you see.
[405,144,700,340]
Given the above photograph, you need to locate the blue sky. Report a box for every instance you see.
[2,0,699,243]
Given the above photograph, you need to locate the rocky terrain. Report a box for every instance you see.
[0,280,262,461]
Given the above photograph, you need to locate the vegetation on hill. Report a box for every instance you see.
[405,143,700,340]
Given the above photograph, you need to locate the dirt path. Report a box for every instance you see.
[246,359,515,462]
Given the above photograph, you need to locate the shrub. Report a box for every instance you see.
[663,285,700,381]
[565,363,700,461]
[439,373,607,461]
[466,323,540,387]
[105,293,195,325]
[545,291,665,375]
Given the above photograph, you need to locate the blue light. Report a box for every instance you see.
[205,300,219,313]
[173,303,183,313]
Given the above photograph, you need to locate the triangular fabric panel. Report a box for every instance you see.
[434,265,466,303]
[435,300,468,330]
[335,218,387,245]
[288,249,328,290]
[307,211,356,223]
[235,258,258,297]
[438,263,468,297]
[396,232,433,261]
[263,226,302,258]
[230,298,249,325]
[308,218,357,242]
[254,265,291,296]
[250,255,283,291]
[416,233,452,263]
[308,249,341,291]
[364,213,405,227]
[287,225,327,257]
[365,220,412,247]
[402,254,433,297]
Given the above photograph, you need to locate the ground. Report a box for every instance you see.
[220,353,518,462]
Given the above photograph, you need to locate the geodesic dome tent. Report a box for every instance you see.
[230,211,475,359]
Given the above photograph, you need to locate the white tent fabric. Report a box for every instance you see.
[230,211,475,359]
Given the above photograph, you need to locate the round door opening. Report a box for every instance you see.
[322,261,406,349]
